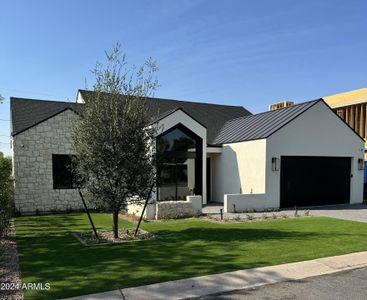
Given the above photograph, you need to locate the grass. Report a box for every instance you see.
[15,213,367,299]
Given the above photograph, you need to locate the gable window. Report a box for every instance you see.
[156,124,202,201]
[52,154,77,189]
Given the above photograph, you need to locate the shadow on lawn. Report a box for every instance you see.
[155,227,315,242]
[16,214,87,233]
[15,213,130,237]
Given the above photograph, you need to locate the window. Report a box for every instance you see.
[156,124,202,201]
[159,164,188,187]
[52,154,77,189]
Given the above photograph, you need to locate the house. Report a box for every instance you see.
[10,90,364,217]
[323,88,367,159]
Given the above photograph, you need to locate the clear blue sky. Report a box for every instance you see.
[1,0,366,156]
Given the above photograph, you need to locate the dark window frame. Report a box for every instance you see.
[156,123,203,201]
[52,154,78,189]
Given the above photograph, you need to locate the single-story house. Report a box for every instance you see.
[10,90,364,217]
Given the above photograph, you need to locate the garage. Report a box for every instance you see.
[280,156,351,208]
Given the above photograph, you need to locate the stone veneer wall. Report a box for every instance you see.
[12,109,83,214]
[155,196,202,219]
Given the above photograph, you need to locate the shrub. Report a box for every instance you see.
[0,153,14,237]
[246,214,254,221]
[262,213,269,219]
[294,206,299,217]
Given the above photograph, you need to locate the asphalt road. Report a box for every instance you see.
[189,267,367,300]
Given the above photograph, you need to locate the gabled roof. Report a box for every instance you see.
[78,90,251,143]
[10,97,81,136]
[213,99,321,145]
[150,107,207,129]
[11,91,251,143]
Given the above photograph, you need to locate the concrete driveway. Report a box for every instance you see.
[308,204,367,223]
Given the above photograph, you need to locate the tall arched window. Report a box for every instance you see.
[156,124,202,201]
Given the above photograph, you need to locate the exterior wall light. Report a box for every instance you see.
[358,158,364,171]
[272,157,279,171]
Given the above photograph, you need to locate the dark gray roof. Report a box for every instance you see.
[213,99,321,145]
[10,97,81,136]
[11,91,251,143]
[78,90,251,143]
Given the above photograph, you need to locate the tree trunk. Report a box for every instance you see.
[113,210,119,239]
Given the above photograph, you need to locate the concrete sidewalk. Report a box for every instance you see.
[63,251,367,300]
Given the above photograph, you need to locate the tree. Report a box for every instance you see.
[0,152,13,237]
[72,43,159,238]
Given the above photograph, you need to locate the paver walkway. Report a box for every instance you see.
[63,251,367,300]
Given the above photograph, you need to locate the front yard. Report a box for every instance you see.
[15,214,367,299]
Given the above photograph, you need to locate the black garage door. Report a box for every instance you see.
[280,156,351,208]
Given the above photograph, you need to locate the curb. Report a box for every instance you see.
[62,251,367,300]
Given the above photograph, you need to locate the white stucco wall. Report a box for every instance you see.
[224,193,269,212]
[266,101,364,206]
[212,139,266,202]
[12,109,82,214]
[76,91,85,103]
[157,109,207,204]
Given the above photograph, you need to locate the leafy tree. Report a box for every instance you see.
[0,152,13,237]
[73,43,159,238]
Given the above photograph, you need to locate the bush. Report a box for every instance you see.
[0,153,14,237]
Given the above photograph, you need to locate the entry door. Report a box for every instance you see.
[280,156,351,208]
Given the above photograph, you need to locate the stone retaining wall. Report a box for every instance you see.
[127,195,203,219]
[156,200,195,219]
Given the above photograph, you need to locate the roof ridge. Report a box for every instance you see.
[224,98,322,124]
[78,89,248,110]
[10,96,77,105]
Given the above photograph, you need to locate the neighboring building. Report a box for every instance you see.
[268,101,294,111]
[10,90,364,217]
[323,88,367,157]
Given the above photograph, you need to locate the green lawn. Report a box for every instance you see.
[15,214,367,299]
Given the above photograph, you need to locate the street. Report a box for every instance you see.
[190,267,367,300]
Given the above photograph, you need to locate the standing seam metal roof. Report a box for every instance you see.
[213,99,321,145]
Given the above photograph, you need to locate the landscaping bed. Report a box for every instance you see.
[0,220,23,300]
[73,228,156,245]
[204,209,311,222]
